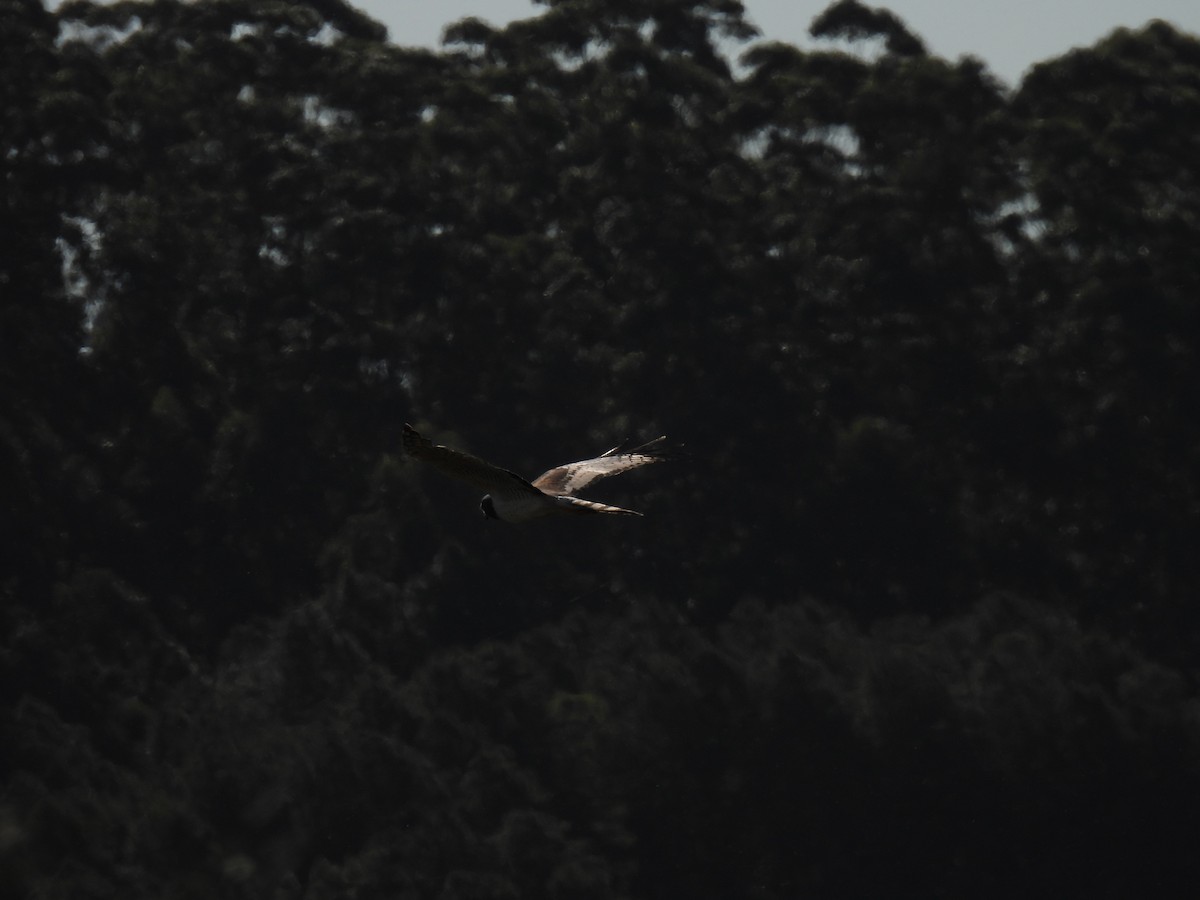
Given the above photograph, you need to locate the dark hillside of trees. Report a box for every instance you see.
[3,0,1199,896]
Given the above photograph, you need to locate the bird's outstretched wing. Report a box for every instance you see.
[403,424,541,496]
[531,435,671,497]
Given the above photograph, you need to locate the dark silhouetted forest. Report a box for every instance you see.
[4,0,1200,896]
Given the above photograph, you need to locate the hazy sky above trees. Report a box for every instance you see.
[364,0,1200,84]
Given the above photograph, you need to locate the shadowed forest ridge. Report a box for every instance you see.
[3,0,1200,896]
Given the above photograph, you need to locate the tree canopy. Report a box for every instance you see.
[4,0,1200,896]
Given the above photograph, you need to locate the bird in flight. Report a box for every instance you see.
[402,423,672,522]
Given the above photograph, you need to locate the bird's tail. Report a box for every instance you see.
[558,496,643,517]
[599,434,672,460]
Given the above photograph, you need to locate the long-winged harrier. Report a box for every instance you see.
[402,423,671,522]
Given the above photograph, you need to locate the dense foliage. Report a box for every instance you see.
[4,0,1199,896]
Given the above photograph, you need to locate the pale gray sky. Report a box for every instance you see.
[356,0,1200,85]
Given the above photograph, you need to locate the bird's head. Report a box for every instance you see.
[480,495,498,520]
